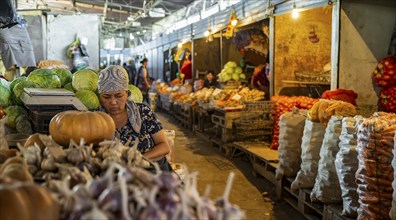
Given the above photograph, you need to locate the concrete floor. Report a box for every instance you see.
[157,112,306,220]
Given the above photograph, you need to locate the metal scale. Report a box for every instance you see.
[20,88,88,111]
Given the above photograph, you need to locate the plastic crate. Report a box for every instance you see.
[25,105,76,112]
[29,111,58,134]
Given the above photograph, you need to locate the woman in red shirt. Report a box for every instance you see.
[180,52,192,84]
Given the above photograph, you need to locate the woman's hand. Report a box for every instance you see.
[142,130,170,161]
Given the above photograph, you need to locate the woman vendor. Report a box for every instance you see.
[97,65,172,171]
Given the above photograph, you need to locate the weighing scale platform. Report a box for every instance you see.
[21,88,88,111]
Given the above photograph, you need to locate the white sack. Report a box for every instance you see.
[335,116,363,218]
[291,119,326,190]
[275,109,307,181]
[311,115,343,203]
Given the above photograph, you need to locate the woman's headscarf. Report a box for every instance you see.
[98,65,129,94]
[98,65,142,133]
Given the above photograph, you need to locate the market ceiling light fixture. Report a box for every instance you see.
[231,18,238,26]
[292,2,299,19]
[177,41,183,48]
[204,30,211,37]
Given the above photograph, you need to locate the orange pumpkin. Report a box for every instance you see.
[0,181,60,220]
[0,157,33,182]
[49,110,115,147]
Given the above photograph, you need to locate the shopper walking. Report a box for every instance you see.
[136,58,151,103]
[97,65,172,171]
[126,59,137,85]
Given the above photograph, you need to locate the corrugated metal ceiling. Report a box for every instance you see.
[15,0,196,31]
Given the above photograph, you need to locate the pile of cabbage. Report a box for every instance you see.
[2,68,144,112]
[217,61,246,82]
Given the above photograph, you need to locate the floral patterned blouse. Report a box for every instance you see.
[115,103,163,153]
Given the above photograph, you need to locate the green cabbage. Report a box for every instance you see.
[15,115,33,134]
[4,105,28,128]
[10,76,27,91]
[63,82,75,92]
[12,81,41,105]
[234,66,242,74]
[0,84,11,107]
[225,61,237,68]
[27,69,61,88]
[53,68,72,87]
[0,78,11,90]
[75,90,99,111]
[72,69,98,92]
[128,85,143,103]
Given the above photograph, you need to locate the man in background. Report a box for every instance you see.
[126,59,137,85]
[0,0,36,80]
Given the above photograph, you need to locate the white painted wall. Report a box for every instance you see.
[46,14,100,70]
[339,0,396,106]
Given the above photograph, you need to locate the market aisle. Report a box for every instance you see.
[156,112,305,220]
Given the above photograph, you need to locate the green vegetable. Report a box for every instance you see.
[128,85,143,103]
[27,69,61,88]
[12,81,41,105]
[72,69,98,92]
[53,68,72,87]
[0,78,11,90]
[15,115,33,134]
[0,85,11,107]
[10,77,27,91]
[63,82,75,92]
[4,105,28,128]
[75,90,99,111]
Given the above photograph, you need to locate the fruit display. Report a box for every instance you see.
[308,100,358,125]
[373,56,396,88]
[378,86,396,113]
[167,86,265,109]
[217,61,246,82]
[270,96,319,150]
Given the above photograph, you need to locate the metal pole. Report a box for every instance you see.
[330,0,340,90]
[220,29,223,68]
[269,15,274,97]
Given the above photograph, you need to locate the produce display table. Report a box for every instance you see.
[230,141,278,185]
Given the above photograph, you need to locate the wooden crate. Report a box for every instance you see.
[281,177,324,220]
[171,102,193,130]
[159,94,171,111]
[229,142,279,185]
[323,204,355,220]
[211,110,244,129]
